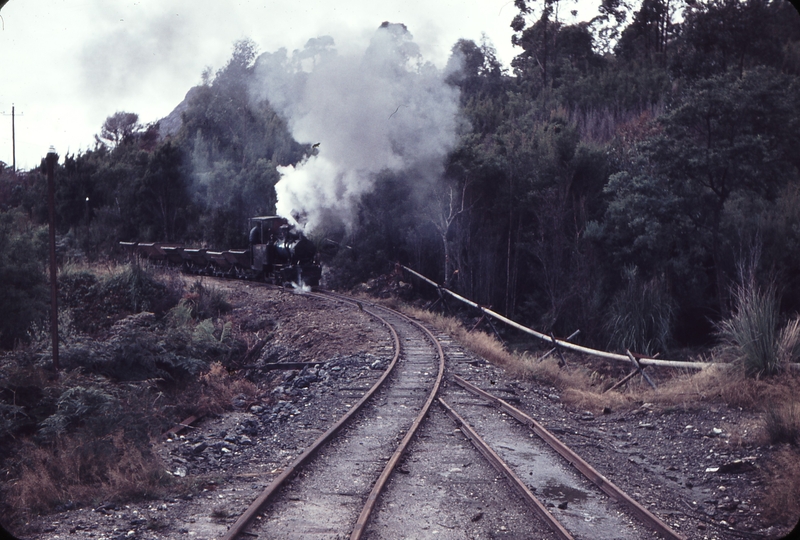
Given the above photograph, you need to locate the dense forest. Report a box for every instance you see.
[2,0,800,356]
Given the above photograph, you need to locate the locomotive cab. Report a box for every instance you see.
[248,216,321,287]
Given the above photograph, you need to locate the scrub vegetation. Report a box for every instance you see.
[0,264,257,519]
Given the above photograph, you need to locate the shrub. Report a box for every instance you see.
[59,269,100,334]
[165,298,239,364]
[187,280,232,319]
[167,298,195,328]
[5,431,171,514]
[60,264,182,335]
[605,266,674,356]
[60,313,207,382]
[0,209,49,349]
[195,362,259,415]
[38,386,119,439]
[717,280,783,377]
[0,403,28,445]
[59,267,99,299]
[778,316,800,366]
[101,264,172,314]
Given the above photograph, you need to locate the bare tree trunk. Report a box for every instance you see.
[508,215,522,318]
[505,206,513,316]
[431,182,471,288]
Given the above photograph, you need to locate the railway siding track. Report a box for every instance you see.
[358,317,689,539]
[356,332,558,539]
[452,375,686,540]
[442,377,684,539]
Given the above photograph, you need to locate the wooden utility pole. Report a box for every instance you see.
[11,105,15,172]
[12,106,16,172]
[46,147,59,371]
[1,104,19,172]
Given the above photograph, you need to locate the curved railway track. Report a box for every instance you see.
[220,291,445,539]
[212,288,685,540]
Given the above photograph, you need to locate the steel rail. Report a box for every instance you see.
[349,301,446,540]
[439,397,574,540]
[220,294,401,540]
[164,414,203,438]
[453,374,687,540]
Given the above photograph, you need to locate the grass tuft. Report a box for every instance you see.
[605,267,674,356]
[764,401,800,445]
[778,316,800,366]
[760,446,800,526]
[717,280,783,377]
[5,431,172,513]
[187,280,232,319]
[195,362,260,416]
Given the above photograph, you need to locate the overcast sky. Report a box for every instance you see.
[0,0,601,170]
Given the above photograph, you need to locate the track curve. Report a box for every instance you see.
[221,292,445,539]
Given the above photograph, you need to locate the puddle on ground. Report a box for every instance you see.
[457,400,643,539]
[541,482,589,504]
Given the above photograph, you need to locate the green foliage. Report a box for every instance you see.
[59,264,182,335]
[192,318,233,350]
[614,0,677,65]
[99,111,140,147]
[101,264,178,314]
[0,209,49,349]
[60,311,219,383]
[192,158,280,247]
[603,67,800,325]
[135,141,193,242]
[38,386,119,439]
[186,280,232,319]
[0,403,27,444]
[176,39,307,247]
[58,268,98,309]
[167,299,195,329]
[673,0,800,79]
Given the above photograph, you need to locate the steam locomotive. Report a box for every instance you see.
[120,216,322,287]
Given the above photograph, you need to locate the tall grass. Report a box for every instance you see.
[761,446,800,527]
[6,431,172,513]
[764,401,800,445]
[778,316,800,367]
[605,267,674,356]
[715,280,798,377]
[187,279,232,319]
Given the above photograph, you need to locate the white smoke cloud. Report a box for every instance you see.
[250,22,461,233]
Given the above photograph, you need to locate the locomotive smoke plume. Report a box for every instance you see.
[249,23,460,233]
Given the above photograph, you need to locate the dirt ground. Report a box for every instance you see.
[10,277,800,540]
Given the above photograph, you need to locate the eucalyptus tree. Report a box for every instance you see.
[603,67,800,317]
